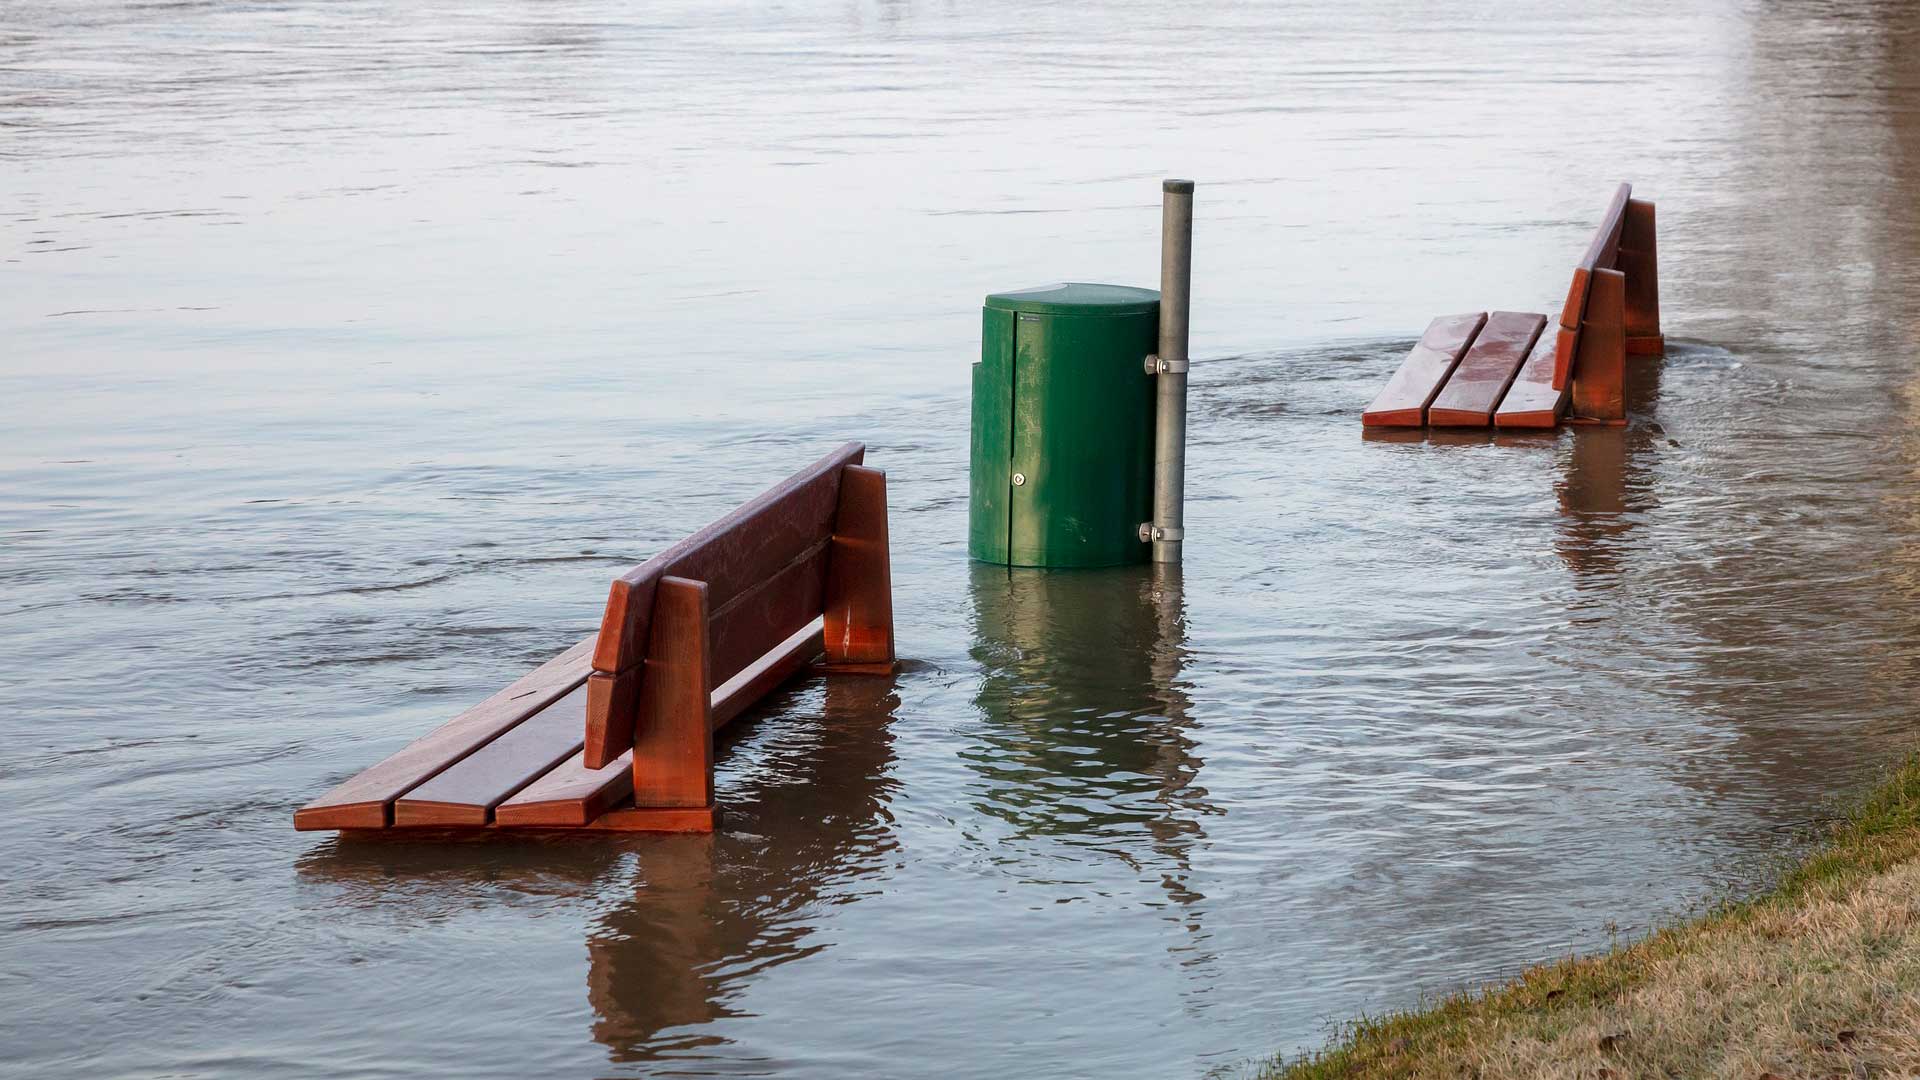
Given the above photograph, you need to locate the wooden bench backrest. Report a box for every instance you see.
[583,441,866,765]
[1552,182,1632,389]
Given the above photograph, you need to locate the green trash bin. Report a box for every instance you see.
[969,282,1161,568]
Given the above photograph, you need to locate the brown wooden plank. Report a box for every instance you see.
[1556,266,1592,340]
[1492,325,1569,429]
[632,577,713,809]
[822,465,895,668]
[705,539,829,689]
[494,748,633,827]
[498,624,823,827]
[1428,312,1548,427]
[391,683,589,827]
[292,635,595,830]
[1550,321,1582,391]
[590,443,862,676]
[581,668,641,770]
[1360,312,1487,426]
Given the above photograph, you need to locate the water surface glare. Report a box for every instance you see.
[5,1,1920,1077]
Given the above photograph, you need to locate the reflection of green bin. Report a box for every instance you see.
[969,283,1160,568]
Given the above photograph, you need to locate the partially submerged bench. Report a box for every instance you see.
[1362,183,1662,430]
[294,442,895,835]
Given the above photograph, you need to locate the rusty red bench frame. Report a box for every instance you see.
[1362,182,1663,430]
[293,442,894,834]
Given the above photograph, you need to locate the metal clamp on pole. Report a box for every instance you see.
[1150,179,1194,564]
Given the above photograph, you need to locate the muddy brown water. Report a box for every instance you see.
[5,1,1920,1076]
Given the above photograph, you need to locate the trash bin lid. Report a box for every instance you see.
[984,282,1160,317]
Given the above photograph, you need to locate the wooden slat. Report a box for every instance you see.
[494,748,633,828]
[705,539,829,689]
[1492,324,1569,429]
[580,668,640,769]
[1550,323,1582,392]
[1360,312,1487,426]
[497,624,825,828]
[1428,312,1548,427]
[1556,267,1592,345]
[391,683,589,827]
[292,635,595,830]
[591,443,862,676]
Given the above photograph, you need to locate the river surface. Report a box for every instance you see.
[6,2,1920,1077]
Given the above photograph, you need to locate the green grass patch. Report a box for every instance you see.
[1261,754,1920,1080]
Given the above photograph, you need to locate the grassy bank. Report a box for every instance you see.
[1264,757,1920,1079]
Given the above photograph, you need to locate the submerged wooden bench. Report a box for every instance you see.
[1362,182,1663,430]
[294,442,895,835]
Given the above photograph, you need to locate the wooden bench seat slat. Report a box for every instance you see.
[493,748,632,828]
[1428,311,1548,427]
[391,683,590,827]
[1360,312,1487,427]
[291,635,595,830]
[497,623,826,827]
[1493,324,1570,428]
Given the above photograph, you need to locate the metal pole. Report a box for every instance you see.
[1151,179,1193,564]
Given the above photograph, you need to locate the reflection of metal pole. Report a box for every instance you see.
[1150,180,1194,564]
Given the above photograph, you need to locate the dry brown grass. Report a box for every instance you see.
[1265,757,1920,1080]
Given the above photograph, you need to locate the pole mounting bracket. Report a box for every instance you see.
[1138,523,1185,543]
[1144,354,1189,375]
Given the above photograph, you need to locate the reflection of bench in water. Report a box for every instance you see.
[293,442,895,835]
[1362,183,1663,429]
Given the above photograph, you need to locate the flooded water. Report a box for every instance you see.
[6,1,1920,1076]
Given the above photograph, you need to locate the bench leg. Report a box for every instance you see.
[631,576,714,809]
[1620,198,1663,356]
[821,464,895,673]
[1570,268,1628,425]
